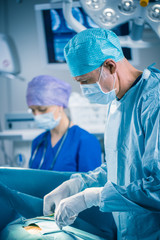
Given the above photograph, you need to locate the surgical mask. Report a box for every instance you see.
[34,112,61,130]
[80,66,116,105]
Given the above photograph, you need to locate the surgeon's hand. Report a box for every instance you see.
[43,178,82,216]
[55,187,103,229]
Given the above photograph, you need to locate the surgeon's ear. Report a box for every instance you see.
[104,59,117,74]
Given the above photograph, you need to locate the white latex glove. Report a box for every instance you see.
[55,187,103,229]
[43,178,82,216]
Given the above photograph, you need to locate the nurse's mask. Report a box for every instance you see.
[34,108,61,130]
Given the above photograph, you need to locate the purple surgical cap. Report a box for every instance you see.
[26,75,72,108]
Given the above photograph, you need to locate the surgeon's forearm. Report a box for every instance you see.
[70,163,108,190]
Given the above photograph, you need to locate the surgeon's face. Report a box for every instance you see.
[29,105,62,119]
[74,65,115,93]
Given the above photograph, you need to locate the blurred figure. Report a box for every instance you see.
[26,75,102,172]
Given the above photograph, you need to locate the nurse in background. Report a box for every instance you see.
[26,75,102,172]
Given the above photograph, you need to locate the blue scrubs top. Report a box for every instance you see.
[29,125,102,172]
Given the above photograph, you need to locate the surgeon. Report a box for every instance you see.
[43,28,160,239]
[26,75,102,172]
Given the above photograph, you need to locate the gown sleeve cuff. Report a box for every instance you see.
[99,181,147,213]
[70,173,87,191]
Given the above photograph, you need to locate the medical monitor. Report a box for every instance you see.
[35,2,139,69]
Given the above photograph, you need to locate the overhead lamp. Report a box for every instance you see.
[79,0,139,29]
[118,0,136,14]
[100,8,118,25]
[62,0,160,47]
[85,0,102,9]
[148,4,160,21]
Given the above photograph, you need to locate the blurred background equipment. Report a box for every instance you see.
[35,2,140,68]
[0,33,20,75]
[61,0,160,47]
[0,93,106,167]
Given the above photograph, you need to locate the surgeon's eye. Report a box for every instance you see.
[81,80,88,84]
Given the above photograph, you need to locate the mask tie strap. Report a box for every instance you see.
[98,65,103,84]
[112,74,116,90]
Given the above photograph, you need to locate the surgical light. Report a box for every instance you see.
[100,8,118,25]
[62,0,160,48]
[85,0,101,9]
[118,0,136,14]
[78,0,139,29]
[148,4,160,21]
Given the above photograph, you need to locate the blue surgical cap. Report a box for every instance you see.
[26,75,72,108]
[64,28,124,77]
